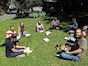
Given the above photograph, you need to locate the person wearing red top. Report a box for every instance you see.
[6,26,17,39]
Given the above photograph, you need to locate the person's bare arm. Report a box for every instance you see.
[11,47,20,52]
[66,48,82,54]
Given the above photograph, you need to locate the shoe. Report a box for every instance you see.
[56,54,60,57]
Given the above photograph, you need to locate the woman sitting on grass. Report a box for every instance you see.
[36,21,45,32]
[5,34,32,58]
[51,18,61,30]
[5,26,32,58]
[6,26,17,39]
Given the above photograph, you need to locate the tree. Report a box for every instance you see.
[0,0,9,15]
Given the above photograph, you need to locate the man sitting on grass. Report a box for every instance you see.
[56,29,87,61]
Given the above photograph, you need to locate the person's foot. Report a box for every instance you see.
[56,54,60,57]
[26,50,32,56]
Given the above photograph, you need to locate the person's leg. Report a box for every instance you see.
[23,31,27,36]
[9,47,32,57]
[16,48,25,52]
[8,52,24,57]
[16,47,32,55]
[60,52,80,61]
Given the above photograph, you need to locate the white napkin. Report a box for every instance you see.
[25,34,31,37]
[43,38,50,42]
[45,31,51,36]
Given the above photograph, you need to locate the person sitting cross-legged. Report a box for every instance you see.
[36,21,45,32]
[55,43,71,55]
[51,18,61,30]
[5,34,32,58]
[64,17,78,32]
[56,29,87,61]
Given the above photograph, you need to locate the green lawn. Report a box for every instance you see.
[0,17,88,66]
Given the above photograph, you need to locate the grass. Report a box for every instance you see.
[0,17,88,66]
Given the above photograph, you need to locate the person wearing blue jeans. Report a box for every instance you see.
[57,29,87,61]
[60,52,80,61]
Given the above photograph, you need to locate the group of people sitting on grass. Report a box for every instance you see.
[4,17,62,57]
[36,17,88,62]
[36,18,61,32]
[55,28,87,61]
[4,17,88,61]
